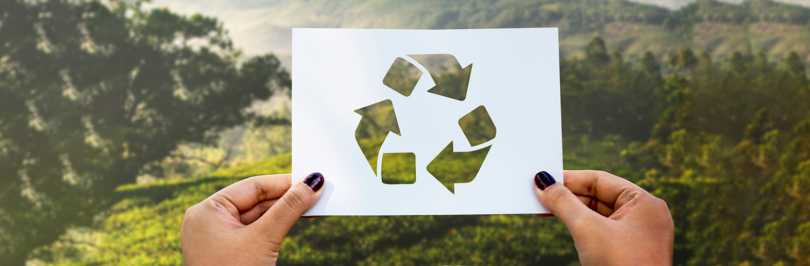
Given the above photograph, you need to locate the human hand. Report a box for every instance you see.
[534,170,673,265]
[180,173,324,265]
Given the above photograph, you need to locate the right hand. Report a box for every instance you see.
[533,170,674,265]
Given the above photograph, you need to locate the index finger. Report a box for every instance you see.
[563,170,645,210]
[209,174,292,217]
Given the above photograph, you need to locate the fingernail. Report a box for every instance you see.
[534,171,556,190]
[303,172,324,192]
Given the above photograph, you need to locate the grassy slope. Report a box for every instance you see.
[59,155,293,265]
[39,134,630,265]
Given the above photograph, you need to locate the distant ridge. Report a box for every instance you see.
[145,0,810,69]
[631,0,810,10]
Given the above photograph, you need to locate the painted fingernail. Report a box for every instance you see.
[304,172,324,192]
[534,171,556,190]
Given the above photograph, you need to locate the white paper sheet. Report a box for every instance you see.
[292,28,562,216]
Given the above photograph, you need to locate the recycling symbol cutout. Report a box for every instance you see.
[354,54,497,193]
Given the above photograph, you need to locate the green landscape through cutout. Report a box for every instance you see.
[459,105,496,146]
[354,99,401,175]
[408,54,473,101]
[426,141,491,193]
[382,57,423,97]
[381,153,416,184]
[355,54,496,193]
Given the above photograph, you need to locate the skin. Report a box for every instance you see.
[180,170,672,265]
[180,174,322,266]
[534,170,674,266]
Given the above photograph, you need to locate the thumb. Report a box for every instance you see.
[534,171,597,232]
[253,172,325,245]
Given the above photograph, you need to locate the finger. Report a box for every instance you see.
[576,195,615,217]
[534,171,600,232]
[239,199,279,225]
[209,174,292,220]
[563,170,646,211]
[535,213,555,217]
[253,172,325,243]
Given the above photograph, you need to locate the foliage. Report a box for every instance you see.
[138,100,292,182]
[0,0,288,263]
[630,48,810,265]
[561,36,666,141]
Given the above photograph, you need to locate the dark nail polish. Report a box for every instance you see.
[304,172,324,192]
[535,171,556,190]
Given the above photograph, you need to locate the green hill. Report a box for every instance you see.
[33,154,569,265]
[30,133,633,265]
[28,155,294,265]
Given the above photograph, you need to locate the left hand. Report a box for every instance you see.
[180,173,325,265]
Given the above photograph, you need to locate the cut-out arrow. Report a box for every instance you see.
[354,99,401,176]
[426,141,491,193]
[408,54,473,101]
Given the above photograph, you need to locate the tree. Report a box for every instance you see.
[640,51,661,76]
[785,51,807,76]
[585,36,611,65]
[0,0,289,263]
[728,51,748,74]
[668,47,699,70]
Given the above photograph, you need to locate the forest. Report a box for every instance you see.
[2,0,810,265]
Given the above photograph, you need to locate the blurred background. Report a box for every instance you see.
[1,0,809,264]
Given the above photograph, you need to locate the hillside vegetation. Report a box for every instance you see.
[31,135,634,265]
